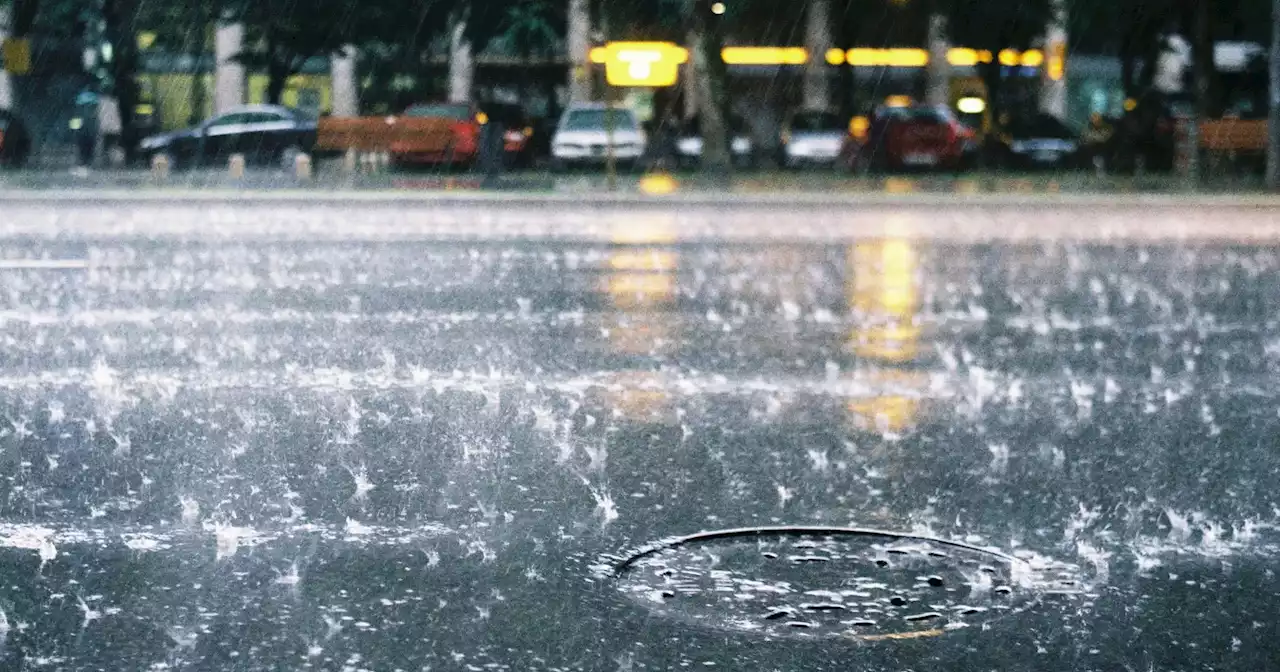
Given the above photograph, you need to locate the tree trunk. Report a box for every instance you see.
[925,12,949,107]
[804,0,832,110]
[266,59,289,105]
[0,5,14,111]
[1190,0,1215,117]
[448,13,473,103]
[1267,0,1279,189]
[689,0,731,175]
[1039,0,1067,117]
[567,0,591,102]
[102,0,140,161]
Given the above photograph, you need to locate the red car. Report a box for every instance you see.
[843,104,977,173]
[394,102,486,167]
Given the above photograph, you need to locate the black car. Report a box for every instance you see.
[137,105,317,169]
[989,113,1081,169]
[676,114,757,168]
[0,109,32,168]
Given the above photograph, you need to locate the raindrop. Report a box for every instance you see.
[927,576,945,587]
[874,559,891,568]
[762,552,778,560]
[786,621,816,629]
[801,603,846,613]
[903,612,942,622]
[994,586,1013,596]
[889,596,908,607]
[763,608,795,621]
[846,619,877,628]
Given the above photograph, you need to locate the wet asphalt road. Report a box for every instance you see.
[1,195,1279,671]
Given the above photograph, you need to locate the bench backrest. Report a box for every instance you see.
[316,117,457,152]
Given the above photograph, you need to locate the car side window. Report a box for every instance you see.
[208,113,249,128]
[246,112,288,124]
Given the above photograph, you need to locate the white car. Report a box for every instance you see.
[551,104,647,170]
[778,109,847,168]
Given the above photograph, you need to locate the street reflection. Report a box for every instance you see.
[598,214,681,422]
[844,237,931,437]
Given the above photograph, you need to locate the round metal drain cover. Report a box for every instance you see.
[608,526,1081,641]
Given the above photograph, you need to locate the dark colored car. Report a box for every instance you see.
[844,104,976,172]
[479,102,536,168]
[0,109,33,168]
[676,114,756,168]
[138,104,317,169]
[989,114,1081,169]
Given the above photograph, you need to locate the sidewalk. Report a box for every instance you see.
[1,166,1277,208]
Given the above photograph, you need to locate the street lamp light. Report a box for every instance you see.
[711,2,726,15]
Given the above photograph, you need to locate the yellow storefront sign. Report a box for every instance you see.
[591,42,687,88]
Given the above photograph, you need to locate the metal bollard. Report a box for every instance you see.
[295,153,313,181]
[343,148,358,174]
[151,153,170,180]
[228,153,246,179]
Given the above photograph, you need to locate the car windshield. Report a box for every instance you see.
[404,104,473,120]
[790,111,843,132]
[562,109,637,131]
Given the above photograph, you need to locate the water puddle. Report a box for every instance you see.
[602,526,1086,641]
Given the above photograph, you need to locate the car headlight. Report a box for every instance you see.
[139,136,167,150]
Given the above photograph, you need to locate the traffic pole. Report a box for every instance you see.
[1267,0,1280,189]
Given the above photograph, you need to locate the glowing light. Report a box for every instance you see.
[849,115,870,138]
[1123,98,1138,112]
[711,2,726,14]
[956,97,986,114]
[1048,41,1066,81]
[475,112,489,125]
[998,49,1019,66]
[825,48,846,65]
[845,48,928,67]
[884,95,912,108]
[1020,49,1044,67]
[947,48,980,66]
[721,46,807,65]
[597,42,688,87]
[136,31,157,51]
[638,173,680,196]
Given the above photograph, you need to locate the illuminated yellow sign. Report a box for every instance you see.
[591,42,688,87]
[2,38,32,75]
[846,48,928,67]
[723,46,807,65]
[584,43,1039,70]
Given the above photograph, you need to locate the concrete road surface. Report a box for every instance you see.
[0,194,1278,670]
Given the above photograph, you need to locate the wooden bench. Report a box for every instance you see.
[315,116,456,154]
[1198,119,1268,153]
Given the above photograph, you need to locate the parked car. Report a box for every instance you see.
[778,110,847,168]
[675,114,756,168]
[844,104,976,173]
[397,102,488,168]
[988,113,1081,169]
[0,109,32,168]
[138,104,316,169]
[479,102,536,168]
[550,104,647,171]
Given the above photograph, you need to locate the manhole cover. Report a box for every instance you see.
[605,526,1084,641]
